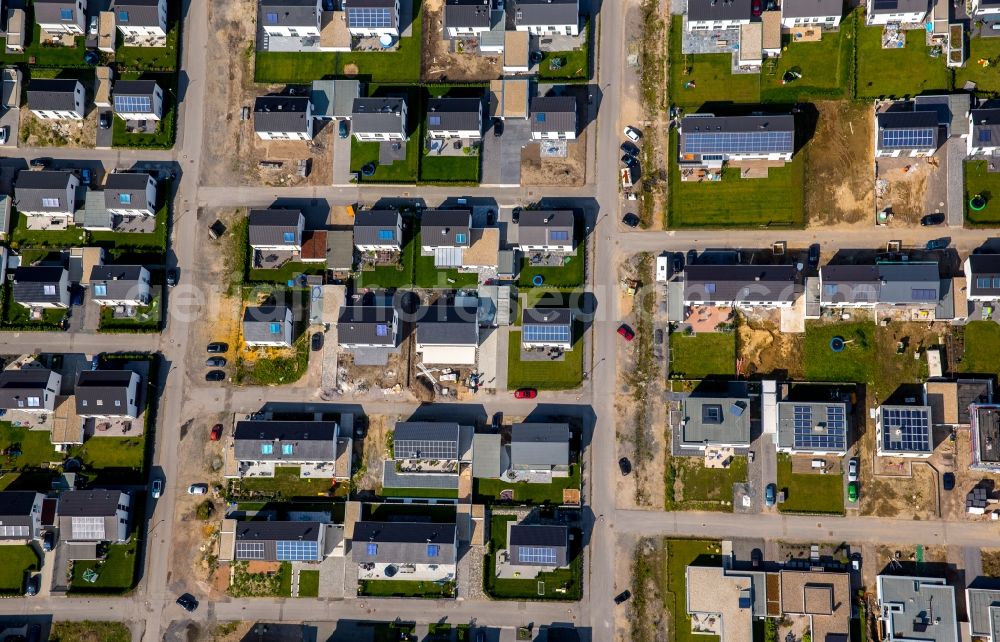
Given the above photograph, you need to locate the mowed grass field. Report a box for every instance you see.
[855,15,952,98]
[960,322,1000,376]
[965,161,1000,226]
[760,22,856,102]
[669,332,736,378]
[669,162,806,229]
[956,36,1000,95]
[669,17,760,109]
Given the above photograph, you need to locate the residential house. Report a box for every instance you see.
[104,172,157,217]
[509,423,571,476]
[14,170,79,220]
[678,114,795,168]
[876,404,934,457]
[876,576,958,642]
[444,0,492,37]
[0,368,62,412]
[27,79,85,120]
[530,96,577,141]
[34,0,88,34]
[336,305,400,349]
[75,370,141,418]
[351,520,457,575]
[112,80,163,121]
[866,0,929,25]
[0,491,44,542]
[415,305,479,365]
[393,422,461,461]
[248,209,306,253]
[112,0,168,39]
[353,209,402,252]
[507,523,568,568]
[89,265,152,307]
[685,565,766,642]
[517,210,574,253]
[970,0,1000,18]
[425,97,483,140]
[351,97,407,141]
[310,79,361,121]
[254,95,313,141]
[521,307,573,350]
[511,0,579,35]
[779,569,852,642]
[683,264,800,309]
[970,404,1000,471]
[968,108,1000,156]
[259,0,322,37]
[925,379,992,427]
[680,384,752,450]
[231,521,328,562]
[243,305,294,348]
[686,0,752,31]
[12,266,69,309]
[231,420,341,478]
[343,0,400,37]
[57,489,131,544]
[780,0,843,28]
[775,400,850,455]
[876,110,941,158]
[819,262,942,310]
[967,587,1000,642]
[420,209,472,252]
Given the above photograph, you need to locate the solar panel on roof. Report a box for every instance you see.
[276,540,318,561]
[348,6,391,28]
[395,437,458,459]
[518,546,557,565]
[882,408,931,452]
[523,324,571,344]
[792,405,847,450]
[880,128,935,149]
[235,541,266,560]
[114,94,153,114]
[683,130,793,155]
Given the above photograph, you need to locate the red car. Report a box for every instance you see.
[751,0,762,15]
[617,324,635,342]
[513,388,537,399]
[209,424,223,441]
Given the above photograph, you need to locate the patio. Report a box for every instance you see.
[683,305,735,333]
[25,216,71,231]
[500,469,553,484]
[397,459,459,474]
[254,249,298,269]
[122,34,167,47]
[121,119,159,134]
[357,562,454,582]
[112,214,157,234]
[526,250,575,265]
[537,32,585,52]
[494,549,560,580]
[426,137,477,157]
[6,409,55,431]
[84,415,143,438]
[519,345,567,362]
[681,20,740,55]
[378,140,407,165]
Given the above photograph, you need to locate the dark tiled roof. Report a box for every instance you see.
[260,0,318,27]
[12,266,66,304]
[517,210,574,246]
[112,0,163,27]
[234,521,325,561]
[89,265,146,301]
[233,420,338,461]
[352,521,457,564]
[353,210,401,246]
[27,79,81,112]
[254,96,311,133]
[351,97,406,135]
[336,305,398,346]
[683,264,799,303]
[113,79,158,98]
[248,209,303,246]
[688,0,752,20]
[420,209,471,246]
[426,97,483,132]
[445,0,492,29]
[0,491,41,522]
[522,307,571,325]
[969,254,1000,298]
[530,96,576,134]
[34,0,83,25]
[512,0,578,26]
[781,0,842,17]
[74,370,137,415]
[58,489,126,517]
[971,109,1000,149]
[415,305,479,345]
[104,173,154,211]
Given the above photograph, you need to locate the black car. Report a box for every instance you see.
[942,472,955,491]
[176,593,199,612]
[165,268,178,288]
[921,213,946,226]
[614,590,632,605]
[311,332,324,351]
[491,412,503,432]
[29,157,51,169]
[622,213,640,228]
[618,457,632,475]
[205,370,225,382]
[206,342,228,354]
[511,207,521,224]
[620,141,640,157]
[493,118,504,137]
[672,252,684,274]
[206,357,226,368]
[808,244,820,268]
[99,113,111,129]
[24,574,38,596]
[621,154,634,166]
[42,531,54,552]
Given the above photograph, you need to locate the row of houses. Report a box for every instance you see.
[10,262,153,309]
[13,169,158,222]
[27,78,163,122]
[0,489,131,556]
[0,366,142,418]
[20,0,167,39]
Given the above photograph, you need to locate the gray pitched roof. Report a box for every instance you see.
[336,305,398,346]
[254,96,311,133]
[820,262,940,304]
[0,369,55,409]
[445,0,492,29]
[683,264,799,303]
[113,79,158,100]
[968,254,1000,298]
[508,524,568,567]
[971,108,1000,148]
[416,305,479,345]
[510,423,570,467]
[58,489,126,517]
[426,97,482,132]
[15,170,75,213]
[104,173,154,210]
[522,307,572,326]
[420,209,471,247]
[344,0,399,28]
[517,210,574,246]
[74,370,136,415]
[530,96,577,134]
[512,0,578,26]
[0,491,41,524]
[351,521,457,565]
[260,0,318,27]
[33,0,83,25]
[781,0,842,17]
[680,114,796,155]
[877,110,940,150]
[27,79,82,112]
[233,420,338,462]
[112,0,163,27]
[89,265,146,301]
[688,0,752,20]
[869,0,929,14]
[248,209,303,246]
[12,266,66,304]
[351,97,406,135]
[353,210,401,246]
[235,520,325,561]
[242,305,292,343]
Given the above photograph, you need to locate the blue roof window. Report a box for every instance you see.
[119,193,132,204]
[261,443,273,455]
[283,231,296,243]
[377,229,394,240]
[61,8,74,20]
[269,322,282,334]
[281,443,293,455]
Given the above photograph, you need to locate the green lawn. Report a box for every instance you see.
[10,210,88,248]
[760,22,855,102]
[0,24,86,67]
[0,424,59,469]
[419,152,481,183]
[668,17,760,109]
[49,622,132,642]
[0,545,38,594]
[412,230,480,288]
[98,295,162,333]
[359,579,456,598]
[517,255,585,290]
[665,539,723,642]
[234,333,310,386]
[776,454,845,515]
[666,456,747,511]
[69,540,139,594]
[485,515,582,600]
[803,321,877,383]
[69,437,146,484]
[669,332,735,379]
[230,466,340,501]
[960,321,1000,376]
[379,487,460,499]
[956,36,1000,95]
[507,328,584,390]
[473,464,580,504]
[351,134,420,183]
[114,11,180,72]
[964,160,1000,225]
[297,569,320,597]
[855,16,952,99]
[111,76,177,149]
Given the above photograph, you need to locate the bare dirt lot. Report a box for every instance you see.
[521,128,587,187]
[19,107,96,147]
[737,312,805,379]
[353,414,392,496]
[623,536,669,642]
[805,101,874,226]
[861,458,938,520]
[631,0,668,230]
[421,0,501,82]
[875,156,936,226]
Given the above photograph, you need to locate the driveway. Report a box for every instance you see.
[332,129,353,186]
[481,118,531,186]
[95,110,113,149]
[0,71,20,148]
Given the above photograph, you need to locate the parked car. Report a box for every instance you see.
[176,593,199,612]
[187,484,208,495]
[623,126,641,142]
[99,113,111,129]
[920,213,946,226]
[942,472,955,491]
[511,207,521,224]
[614,590,632,605]
[618,457,632,476]
[338,120,349,138]
[926,238,948,251]
[513,388,537,399]
[491,412,503,432]
[847,481,859,503]
[206,342,228,353]
[751,0,763,15]
[0,126,8,145]
[620,141,640,157]
[311,332,324,351]
[847,458,858,482]
[210,424,223,441]
[654,328,664,344]
[205,370,225,382]
[617,323,635,341]
[42,531,54,552]
[765,483,776,506]
[80,168,91,185]
[90,355,101,370]
[24,573,38,596]
[808,244,820,268]
[165,268,178,288]
[151,479,162,499]
[30,157,51,169]
[672,253,684,274]
[622,213,640,228]
[89,15,98,35]
[493,118,504,137]
[206,357,226,368]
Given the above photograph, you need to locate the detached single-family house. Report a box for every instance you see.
[0,368,63,412]
[343,0,400,37]
[965,254,1000,302]
[351,520,457,573]
[819,262,942,310]
[34,0,88,34]
[683,264,800,308]
[420,209,472,251]
[968,108,1000,156]
[876,404,934,457]
[530,96,577,141]
[14,170,79,219]
[876,110,941,158]
[511,0,579,35]
[876,576,958,642]
[393,422,461,461]
[259,0,322,37]
[967,587,1000,642]
[680,385,752,450]
[112,0,168,39]
[57,489,131,544]
[104,172,157,217]
[248,209,306,252]
[112,80,163,121]
[517,210,574,253]
[353,210,402,252]
[510,423,571,476]
[0,491,44,542]
[444,0,492,37]
[686,0,752,30]
[75,370,141,419]
[780,0,843,28]
[426,97,483,140]
[970,0,1000,18]
[89,265,152,307]
[866,0,929,25]
[521,307,573,350]
[351,97,408,141]
[678,114,795,168]
[254,95,313,141]
[27,79,85,120]
[508,523,569,568]
[415,305,479,365]
[12,266,70,309]
[775,400,851,455]
[243,305,294,348]
[231,420,341,477]
[336,305,400,349]
[230,521,329,562]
